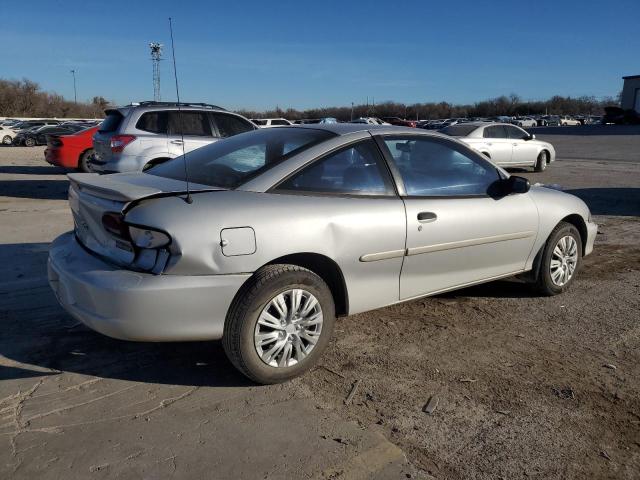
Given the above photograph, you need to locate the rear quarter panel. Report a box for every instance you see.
[125,190,408,314]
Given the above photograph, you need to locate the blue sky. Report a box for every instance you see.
[1,0,638,110]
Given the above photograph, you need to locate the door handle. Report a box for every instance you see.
[417,211,437,223]
[512,143,518,146]
[170,139,184,145]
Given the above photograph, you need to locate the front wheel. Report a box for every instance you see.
[2,135,12,145]
[534,151,548,172]
[24,137,36,147]
[534,222,582,296]
[223,264,335,384]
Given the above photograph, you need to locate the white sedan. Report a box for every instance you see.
[512,117,537,128]
[440,122,556,172]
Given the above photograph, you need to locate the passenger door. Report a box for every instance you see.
[482,125,513,165]
[505,125,538,166]
[273,139,406,312]
[167,110,214,157]
[378,135,538,300]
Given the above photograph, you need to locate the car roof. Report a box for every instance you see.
[292,123,439,137]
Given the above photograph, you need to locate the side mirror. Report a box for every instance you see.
[525,133,535,140]
[505,175,530,194]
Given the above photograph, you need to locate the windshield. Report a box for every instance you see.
[149,127,336,188]
[440,124,478,137]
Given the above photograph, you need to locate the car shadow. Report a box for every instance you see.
[565,187,640,216]
[0,179,69,200]
[0,242,251,388]
[0,165,68,175]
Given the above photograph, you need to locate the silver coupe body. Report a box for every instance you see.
[49,124,597,383]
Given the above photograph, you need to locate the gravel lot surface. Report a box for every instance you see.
[1,126,639,479]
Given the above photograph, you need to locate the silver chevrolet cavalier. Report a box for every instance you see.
[48,124,597,383]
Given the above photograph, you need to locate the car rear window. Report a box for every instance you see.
[440,125,478,136]
[148,127,335,189]
[98,111,124,132]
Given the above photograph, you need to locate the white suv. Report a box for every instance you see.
[91,102,257,173]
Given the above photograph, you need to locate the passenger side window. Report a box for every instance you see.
[276,140,394,196]
[271,119,289,126]
[168,111,212,136]
[505,125,527,139]
[136,111,168,134]
[211,113,254,138]
[483,125,507,138]
[383,137,500,197]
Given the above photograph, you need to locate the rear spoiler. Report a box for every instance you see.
[68,173,163,202]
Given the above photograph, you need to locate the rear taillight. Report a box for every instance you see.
[101,212,128,238]
[110,135,136,153]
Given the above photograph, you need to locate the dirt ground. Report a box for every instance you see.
[1,127,639,479]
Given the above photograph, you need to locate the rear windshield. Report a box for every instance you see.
[148,127,335,189]
[98,111,124,132]
[440,125,478,136]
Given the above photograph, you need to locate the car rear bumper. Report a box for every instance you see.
[48,232,250,342]
[45,147,77,168]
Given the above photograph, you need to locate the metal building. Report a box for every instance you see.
[621,74,640,113]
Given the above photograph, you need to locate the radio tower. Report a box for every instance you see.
[149,42,163,101]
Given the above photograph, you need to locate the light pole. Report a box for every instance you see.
[70,69,77,104]
[351,102,354,121]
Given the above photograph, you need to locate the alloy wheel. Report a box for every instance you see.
[550,235,578,286]
[254,288,323,368]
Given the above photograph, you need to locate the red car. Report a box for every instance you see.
[45,126,98,172]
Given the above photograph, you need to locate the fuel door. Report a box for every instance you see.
[220,227,256,257]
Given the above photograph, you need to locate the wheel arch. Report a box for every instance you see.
[78,147,93,162]
[255,252,349,316]
[539,148,551,163]
[560,214,587,255]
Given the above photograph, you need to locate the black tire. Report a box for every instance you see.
[223,264,336,384]
[534,222,582,296]
[78,149,94,172]
[534,150,548,172]
[2,135,11,145]
[24,137,36,147]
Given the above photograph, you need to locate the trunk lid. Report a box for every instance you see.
[68,172,220,266]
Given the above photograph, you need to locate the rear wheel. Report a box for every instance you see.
[78,149,94,172]
[534,150,548,172]
[534,222,582,296]
[2,135,11,145]
[24,137,36,147]
[223,264,335,384]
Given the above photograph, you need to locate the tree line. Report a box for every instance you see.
[0,78,109,118]
[0,77,618,122]
[238,94,619,122]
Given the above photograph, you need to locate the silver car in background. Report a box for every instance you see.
[49,124,597,384]
[440,122,556,172]
[91,101,256,173]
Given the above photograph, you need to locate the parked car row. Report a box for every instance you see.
[1,119,100,146]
